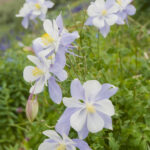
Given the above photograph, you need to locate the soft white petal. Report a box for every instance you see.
[38,142,57,150]
[27,55,42,68]
[105,14,118,25]
[87,112,104,133]
[70,109,87,132]
[95,99,115,116]
[43,19,53,36]
[66,145,76,150]
[43,130,62,141]
[87,4,99,17]
[63,134,75,145]
[29,77,45,94]
[83,80,101,101]
[52,20,59,40]
[122,0,132,8]
[63,97,84,108]
[23,66,39,82]
[93,17,105,28]
[108,4,119,14]
[95,0,105,9]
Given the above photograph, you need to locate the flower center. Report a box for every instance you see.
[48,55,55,60]
[56,144,66,150]
[41,33,54,46]
[116,0,122,5]
[32,67,44,76]
[102,9,107,16]
[86,103,96,113]
[35,3,41,9]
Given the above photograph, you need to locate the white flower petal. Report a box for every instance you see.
[38,142,57,150]
[63,134,75,145]
[87,4,99,17]
[63,97,84,108]
[93,17,105,28]
[83,80,101,101]
[87,112,104,133]
[27,55,42,68]
[52,20,59,40]
[30,77,45,94]
[66,145,76,150]
[43,130,62,141]
[70,109,87,132]
[43,19,53,36]
[23,66,39,82]
[95,99,115,116]
[105,14,118,25]
[108,4,119,14]
[95,0,105,9]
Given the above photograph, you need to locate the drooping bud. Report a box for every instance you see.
[26,93,39,122]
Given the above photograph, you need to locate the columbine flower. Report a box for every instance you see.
[56,79,118,139]
[115,0,136,24]
[23,53,67,104]
[32,14,79,57]
[85,0,119,37]
[16,0,54,29]
[38,130,91,150]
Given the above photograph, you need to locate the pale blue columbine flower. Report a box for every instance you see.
[16,0,54,29]
[32,14,79,59]
[56,79,118,139]
[23,52,67,104]
[38,130,91,150]
[85,0,119,37]
[115,0,136,24]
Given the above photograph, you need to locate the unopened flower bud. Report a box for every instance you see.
[26,94,39,122]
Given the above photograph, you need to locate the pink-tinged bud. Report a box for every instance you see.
[26,94,39,122]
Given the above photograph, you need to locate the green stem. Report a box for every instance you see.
[135,48,138,74]
[97,31,100,58]
[119,51,123,86]
[67,55,80,80]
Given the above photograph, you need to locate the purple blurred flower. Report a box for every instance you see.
[115,0,136,24]
[23,52,67,104]
[85,0,119,37]
[38,130,91,150]
[0,36,11,51]
[56,79,118,139]
[32,14,79,58]
[16,107,23,113]
[72,5,83,13]
[16,0,54,29]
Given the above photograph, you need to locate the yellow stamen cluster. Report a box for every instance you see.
[102,9,107,16]
[56,144,66,150]
[32,67,44,76]
[117,0,122,5]
[48,55,55,60]
[86,103,96,113]
[41,33,54,46]
[35,3,41,9]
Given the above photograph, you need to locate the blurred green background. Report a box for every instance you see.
[0,0,150,150]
